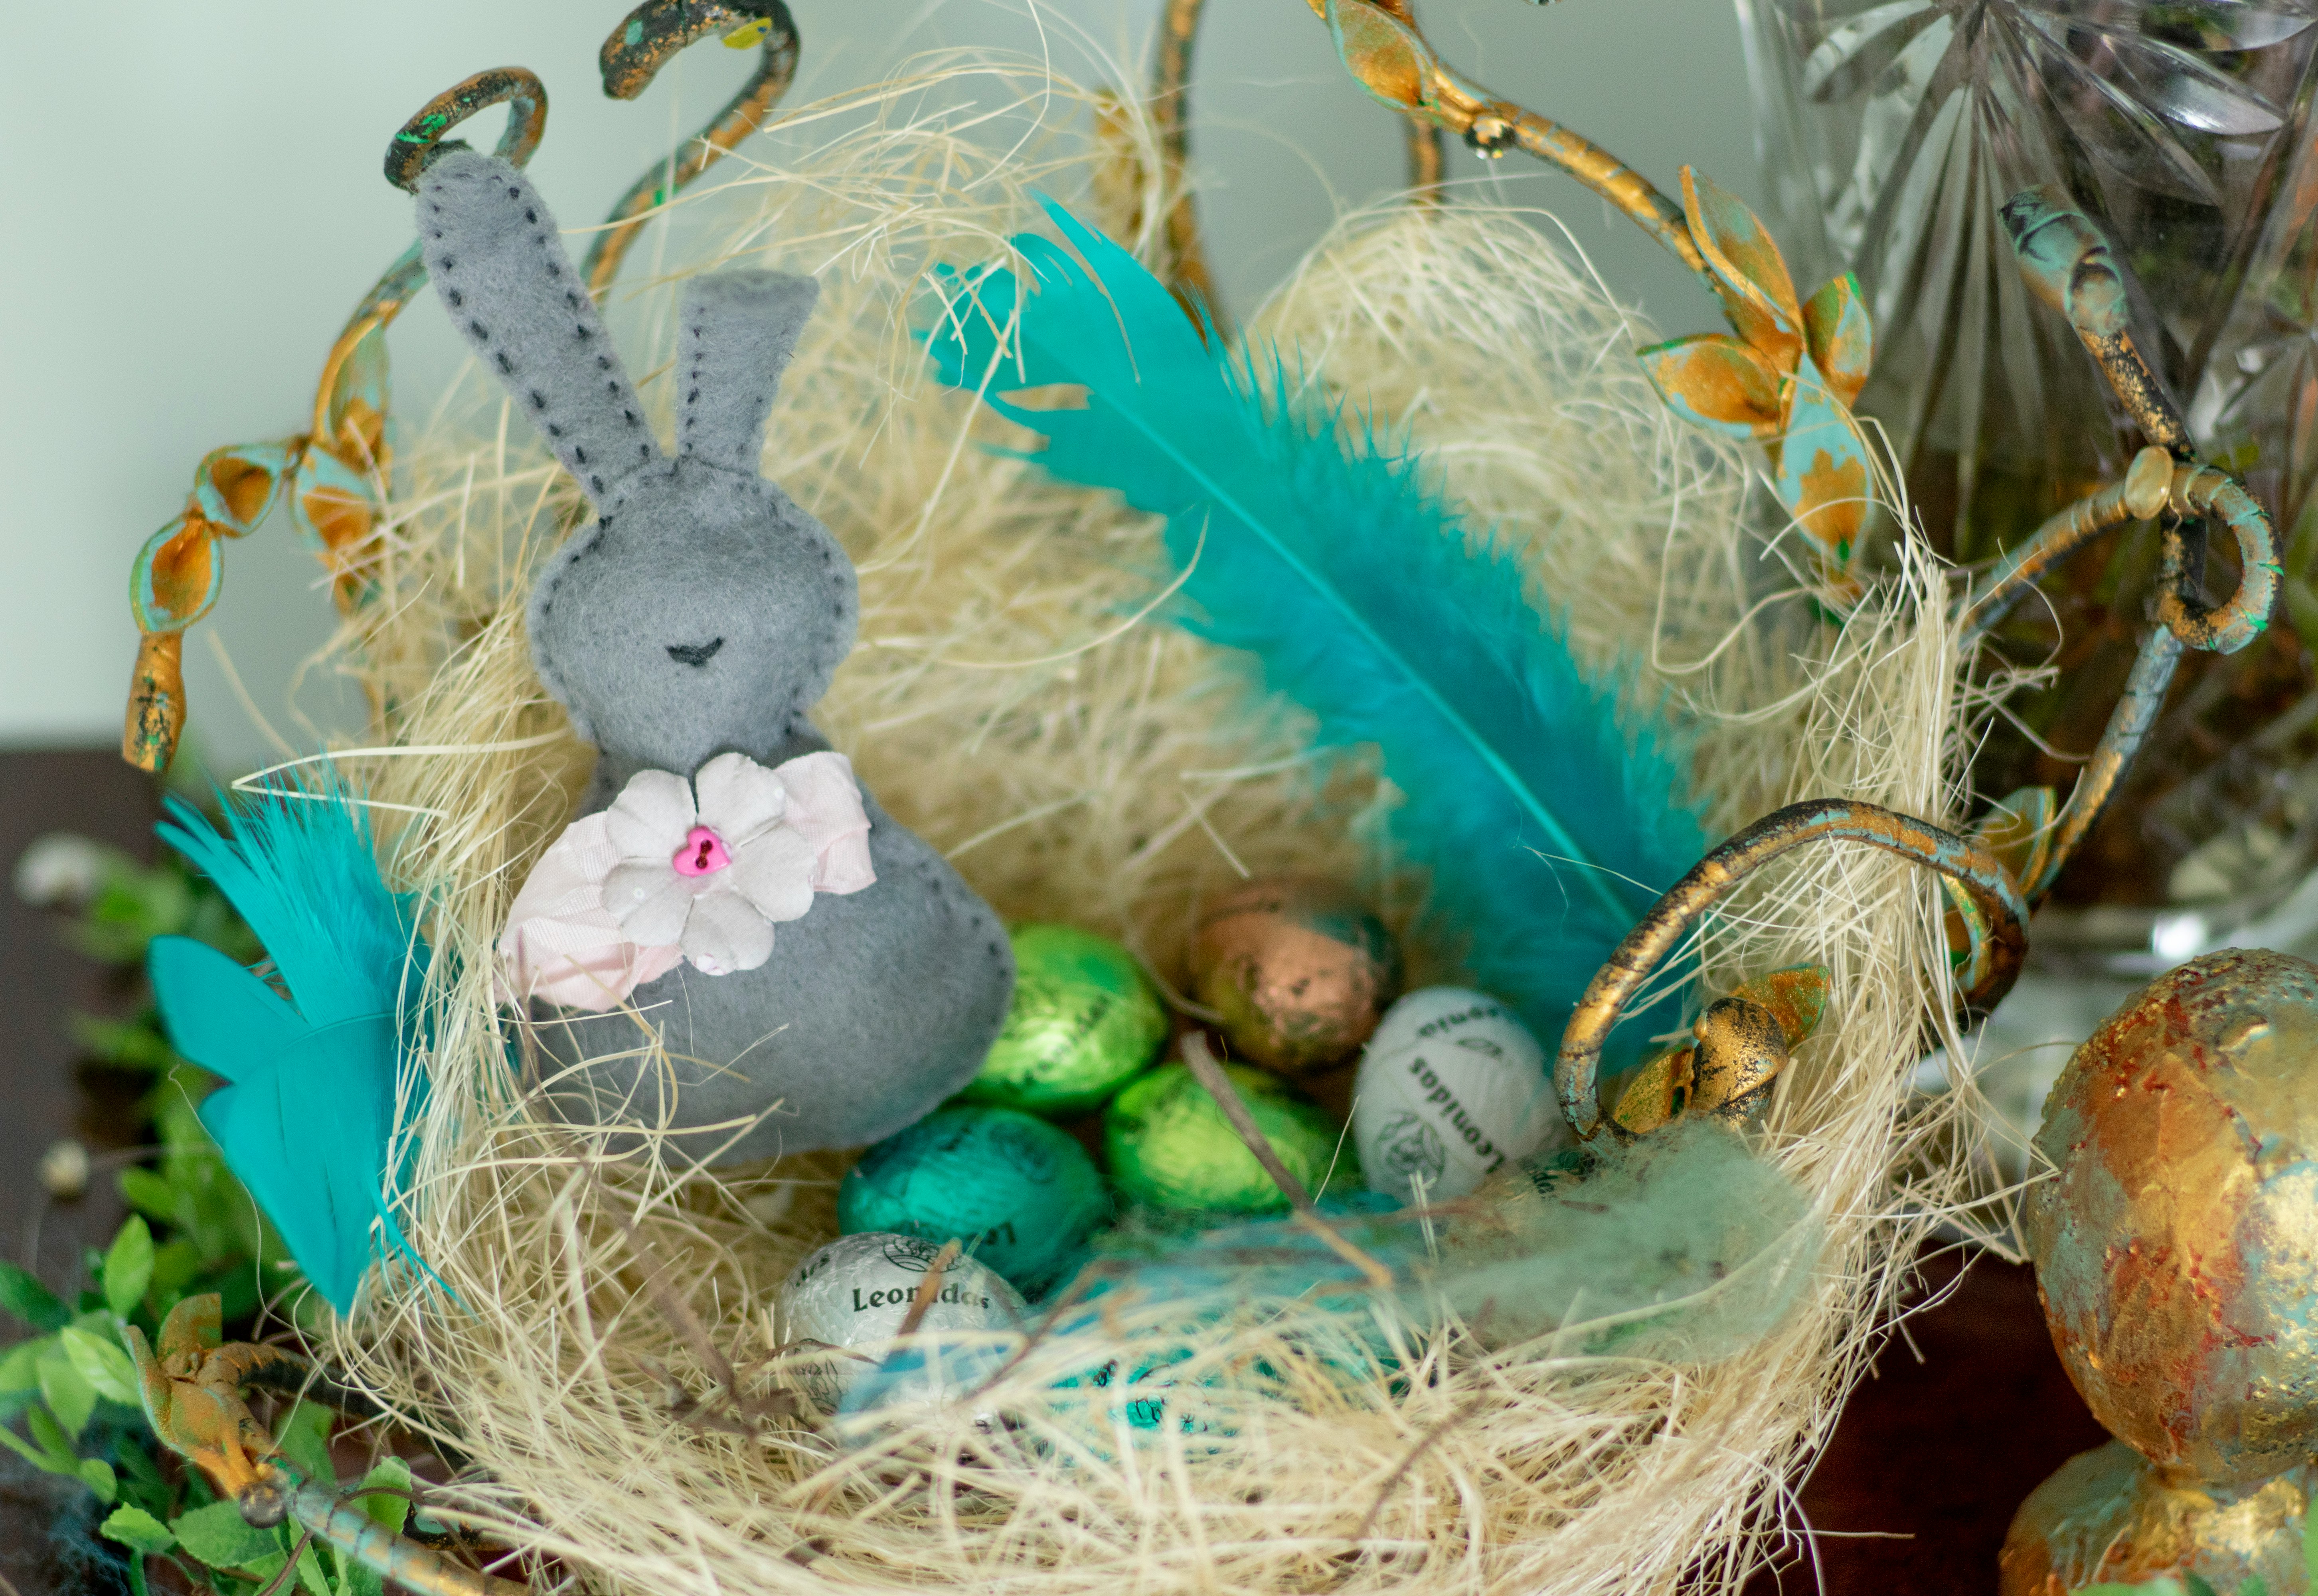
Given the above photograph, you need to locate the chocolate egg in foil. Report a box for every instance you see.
[964,924,1168,1117]
[1352,986,1565,1205]
[776,1231,1026,1415]
[838,1104,1110,1298]
[1190,877,1402,1076]
[1103,1060,1352,1213]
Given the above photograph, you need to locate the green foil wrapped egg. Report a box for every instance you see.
[964,924,1169,1118]
[838,1104,1110,1298]
[1103,1060,1352,1213]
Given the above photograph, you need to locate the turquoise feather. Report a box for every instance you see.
[148,790,429,1312]
[927,202,1707,1047]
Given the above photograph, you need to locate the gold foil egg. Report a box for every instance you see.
[1189,877,1403,1077]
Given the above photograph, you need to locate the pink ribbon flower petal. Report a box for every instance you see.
[695,750,790,847]
[773,751,876,894]
[683,885,776,976]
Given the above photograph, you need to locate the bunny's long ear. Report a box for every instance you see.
[675,271,820,474]
[415,150,662,510]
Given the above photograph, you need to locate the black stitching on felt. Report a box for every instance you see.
[439,255,455,271]
[566,291,582,310]
[529,389,547,410]
[468,320,490,342]
[624,410,639,426]
[688,389,700,404]
[495,352,514,374]
[597,356,613,371]
[589,475,605,494]
[525,207,538,223]
[446,288,464,308]
[546,423,562,438]
[572,446,587,464]
[507,185,522,198]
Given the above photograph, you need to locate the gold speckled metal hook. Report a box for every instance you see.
[582,0,800,297]
[1555,800,2028,1143]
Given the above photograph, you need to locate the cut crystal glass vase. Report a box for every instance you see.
[1738,0,2318,906]
[1738,0,2318,555]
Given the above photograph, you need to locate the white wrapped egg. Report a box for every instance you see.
[777,1231,1027,1415]
[1351,987,1568,1203]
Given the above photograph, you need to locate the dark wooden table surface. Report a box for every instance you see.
[0,749,2111,1595]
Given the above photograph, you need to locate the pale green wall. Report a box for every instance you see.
[0,0,1761,774]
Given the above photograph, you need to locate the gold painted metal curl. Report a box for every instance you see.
[122,67,550,773]
[1555,800,2029,1143]
[1151,0,1224,319]
[583,0,801,297]
[1308,0,1708,281]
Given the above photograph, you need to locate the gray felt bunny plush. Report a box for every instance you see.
[419,149,1013,1161]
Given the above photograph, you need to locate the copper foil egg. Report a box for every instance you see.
[1189,877,1402,1076]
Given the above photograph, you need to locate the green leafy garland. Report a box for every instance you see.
[4,837,408,1596]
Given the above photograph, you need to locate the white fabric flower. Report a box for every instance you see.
[499,751,875,1006]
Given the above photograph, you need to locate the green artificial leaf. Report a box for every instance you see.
[117,1167,180,1227]
[67,1013,176,1072]
[354,1455,410,1533]
[100,1503,176,1555]
[0,1339,43,1395]
[149,1236,201,1298]
[295,1535,332,1596]
[0,1415,77,1476]
[37,1347,96,1436]
[2182,1573,2219,1596]
[171,1498,281,1570]
[103,1216,155,1318]
[112,1436,167,1515]
[277,1398,334,1489]
[59,1325,140,1407]
[79,1456,116,1503]
[0,1262,69,1333]
[333,1455,414,1596]
[2241,1576,2271,1596]
[24,1401,79,1466]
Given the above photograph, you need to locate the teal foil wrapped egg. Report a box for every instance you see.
[963,924,1170,1117]
[838,1104,1111,1297]
[1103,1060,1353,1213]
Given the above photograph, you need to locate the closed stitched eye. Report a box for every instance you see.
[666,638,724,668]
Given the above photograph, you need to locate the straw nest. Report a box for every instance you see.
[304,55,1999,1595]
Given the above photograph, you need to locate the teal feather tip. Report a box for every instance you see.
[147,784,434,1313]
[925,201,1709,1053]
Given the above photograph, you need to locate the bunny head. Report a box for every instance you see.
[415,150,853,774]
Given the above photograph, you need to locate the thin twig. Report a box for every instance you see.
[1355,1399,1487,1542]
[1176,1034,1394,1291]
[589,1167,794,1435]
[251,1527,317,1596]
[896,1239,964,1339]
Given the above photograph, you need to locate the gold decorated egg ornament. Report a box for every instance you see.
[2003,949,2318,1595]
